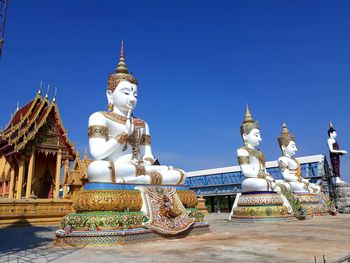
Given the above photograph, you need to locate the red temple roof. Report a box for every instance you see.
[0,92,76,159]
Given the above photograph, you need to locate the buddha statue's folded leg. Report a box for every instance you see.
[308,183,321,194]
[290,182,309,193]
[275,180,292,192]
[116,164,184,185]
[144,165,173,172]
[151,169,185,185]
[242,178,272,192]
[87,160,115,183]
[114,162,151,184]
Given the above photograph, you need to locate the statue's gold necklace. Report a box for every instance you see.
[102,111,128,124]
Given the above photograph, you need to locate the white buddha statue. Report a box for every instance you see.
[277,123,320,194]
[237,105,282,192]
[87,43,185,185]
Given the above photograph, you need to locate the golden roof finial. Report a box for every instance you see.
[116,40,128,74]
[84,148,89,160]
[38,81,42,95]
[45,84,50,99]
[53,87,57,103]
[329,121,333,128]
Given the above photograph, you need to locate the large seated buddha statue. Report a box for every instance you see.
[87,43,185,185]
[237,105,282,192]
[277,123,320,194]
[55,43,209,246]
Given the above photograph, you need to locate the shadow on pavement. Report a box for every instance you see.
[0,219,80,263]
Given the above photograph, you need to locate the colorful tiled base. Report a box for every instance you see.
[296,194,329,216]
[73,189,198,212]
[54,222,210,247]
[231,191,297,223]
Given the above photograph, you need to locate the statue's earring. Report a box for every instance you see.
[108,103,113,111]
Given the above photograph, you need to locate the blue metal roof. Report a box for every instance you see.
[185,162,320,196]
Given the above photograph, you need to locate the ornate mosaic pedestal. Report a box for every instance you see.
[54,183,209,246]
[230,191,297,223]
[296,193,332,216]
[54,222,210,247]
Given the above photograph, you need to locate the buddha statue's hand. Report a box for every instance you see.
[124,109,134,135]
[301,178,309,185]
[143,155,155,165]
[265,175,275,182]
[258,172,273,181]
[257,171,266,178]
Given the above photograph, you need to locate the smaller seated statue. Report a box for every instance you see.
[327,122,348,184]
[277,123,320,194]
[237,105,286,192]
[87,43,185,185]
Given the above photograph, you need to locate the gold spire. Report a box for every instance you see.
[115,40,129,74]
[108,41,138,92]
[243,104,254,124]
[329,121,333,128]
[278,123,295,148]
[240,104,260,136]
[281,123,289,136]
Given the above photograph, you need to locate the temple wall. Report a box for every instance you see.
[0,199,74,227]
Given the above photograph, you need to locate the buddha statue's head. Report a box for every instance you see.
[278,123,297,157]
[240,105,261,148]
[106,41,138,114]
[328,121,337,139]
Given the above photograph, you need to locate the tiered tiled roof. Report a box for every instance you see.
[63,152,90,186]
[0,92,76,159]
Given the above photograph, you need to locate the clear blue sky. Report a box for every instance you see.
[1,1,350,180]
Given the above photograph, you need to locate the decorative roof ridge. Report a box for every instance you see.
[12,99,48,139]
[2,93,43,137]
[6,99,48,145]
[15,103,54,151]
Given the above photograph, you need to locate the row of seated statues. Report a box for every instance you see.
[237,105,347,195]
[87,42,346,199]
[237,105,322,194]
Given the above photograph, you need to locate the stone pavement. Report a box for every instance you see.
[0,213,349,263]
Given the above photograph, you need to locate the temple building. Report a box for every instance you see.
[0,90,76,199]
[0,90,78,226]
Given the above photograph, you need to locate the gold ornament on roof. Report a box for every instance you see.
[107,41,138,92]
[278,123,295,148]
[240,104,260,136]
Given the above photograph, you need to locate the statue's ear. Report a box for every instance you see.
[242,133,248,141]
[281,145,286,153]
[106,90,113,104]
